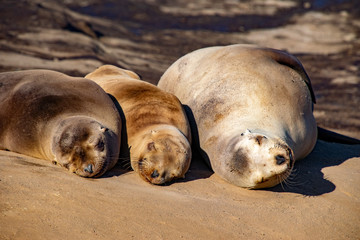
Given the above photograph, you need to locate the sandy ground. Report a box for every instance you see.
[1,141,360,239]
[1,0,360,239]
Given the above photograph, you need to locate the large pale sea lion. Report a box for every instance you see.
[0,70,121,177]
[158,44,319,189]
[85,65,192,184]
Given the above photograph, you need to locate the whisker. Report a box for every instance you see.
[278,175,286,191]
[117,156,132,170]
[118,157,129,162]
[118,158,130,164]
[120,162,133,171]
[276,167,295,190]
[278,167,308,190]
[138,160,150,167]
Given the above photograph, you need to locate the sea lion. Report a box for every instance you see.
[0,69,121,177]
[85,65,192,185]
[158,44,319,189]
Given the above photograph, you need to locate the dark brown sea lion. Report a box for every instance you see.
[0,69,121,177]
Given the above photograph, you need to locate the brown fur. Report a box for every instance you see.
[0,70,121,177]
[85,65,192,184]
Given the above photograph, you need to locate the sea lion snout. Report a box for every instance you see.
[138,157,167,184]
[52,117,119,178]
[151,169,159,178]
[234,133,295,188]
[84,164,93,173]
[137,142,189,185]
[250,144,294,188]
[222,132,294,188]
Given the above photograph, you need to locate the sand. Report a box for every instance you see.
[1,140,359,239]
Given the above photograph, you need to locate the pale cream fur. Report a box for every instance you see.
[158,44,317,189]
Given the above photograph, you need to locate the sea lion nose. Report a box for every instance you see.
[275,155,286,165]
[84,164,93,173]
[151,169,159,178]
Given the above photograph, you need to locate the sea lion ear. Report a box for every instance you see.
[147,142,156,151]
[100,126,107,132]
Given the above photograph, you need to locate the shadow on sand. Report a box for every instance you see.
[267,139,360,196]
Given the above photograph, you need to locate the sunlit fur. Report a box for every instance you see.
[158,44,318,189]
[85,65,192,184]
[131,126,191,184]
[217,129,295,189]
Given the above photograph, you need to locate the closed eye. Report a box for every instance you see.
[95,140,105,151]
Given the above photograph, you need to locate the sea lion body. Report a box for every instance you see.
[0,70,121,177]
[158,44,317,189]
[85,65,192,184]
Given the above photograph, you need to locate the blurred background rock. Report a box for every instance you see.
[0,0,359,138]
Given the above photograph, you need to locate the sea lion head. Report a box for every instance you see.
[52,116,119,177]
[218,129,294,189]
[131,125,191,185]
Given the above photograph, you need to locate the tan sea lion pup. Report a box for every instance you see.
[0,70,121,177]
[158,44,318,189]
[85,65,192,184]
